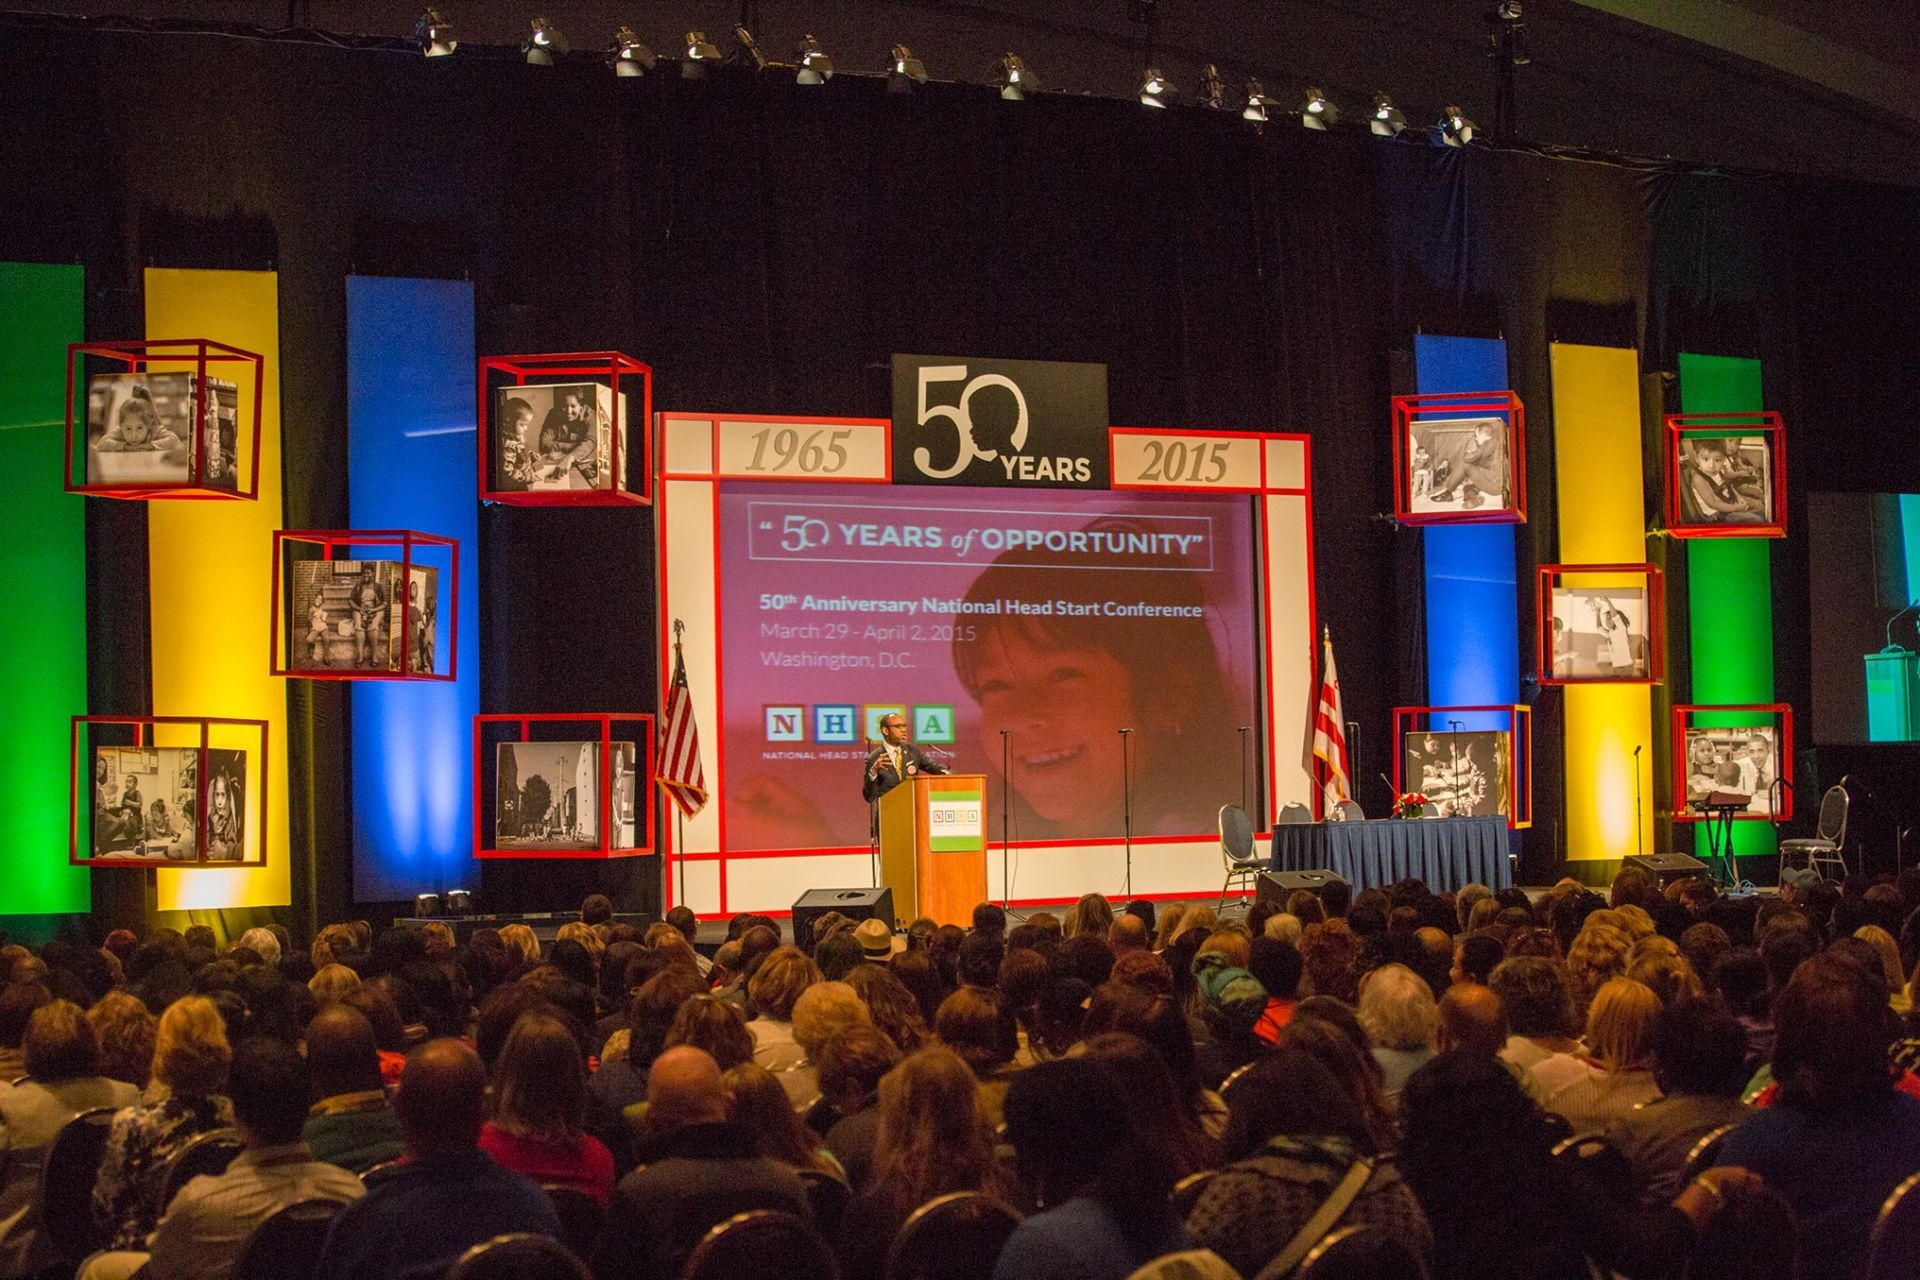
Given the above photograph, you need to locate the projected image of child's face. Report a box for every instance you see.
[969,630,1137,828]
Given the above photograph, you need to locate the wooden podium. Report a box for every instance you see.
[877,773,988,927]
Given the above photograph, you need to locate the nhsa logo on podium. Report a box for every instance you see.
[892,355,1109,489]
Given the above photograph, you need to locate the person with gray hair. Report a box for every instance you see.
[1356,963,1438,1103]
[235,928,280,969]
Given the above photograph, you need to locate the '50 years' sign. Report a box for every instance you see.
[891,355,1108,489]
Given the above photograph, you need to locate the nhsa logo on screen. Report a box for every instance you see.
[764,704,954,745]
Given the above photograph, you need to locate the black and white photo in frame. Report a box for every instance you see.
[1549,585,1651,680]
[1406,415,1513,516]
[1683,725,1778,814]
[90,745,246,861]
[85,371,239,488]
[291,560,438,673]
[492,382,628,492]
[1402,730,1510,819]
[494,740,638,850]
[1676,434,1773,526]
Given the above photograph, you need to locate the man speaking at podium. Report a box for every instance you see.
[862,712,949,804]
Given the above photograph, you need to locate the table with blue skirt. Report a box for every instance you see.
[1267,815,1513,892]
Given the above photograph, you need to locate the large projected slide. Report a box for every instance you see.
[1810,493,1920,743]
[716,485,1260,851]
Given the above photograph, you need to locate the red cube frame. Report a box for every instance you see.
[1671,704,1794,822]
[65,339,264,500]
[1664,411,1787,539]
[1390,705,1533,829]
[474,714,656,859]
[1536,562,1666,685]
[71,715,270,867]
[1390,390,1527,525]
[478,352,653,506]
[270,529,460,680]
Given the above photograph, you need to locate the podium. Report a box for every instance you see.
[877,774,988,927]
[1865,648,1920,742]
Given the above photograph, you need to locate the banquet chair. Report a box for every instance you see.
[1170,1169,1219,1218]
[1332,800,1366,823]
[684,1210,837,1280]
[797,1165,852,1236]
[1779,784,1849,882]
[1271,1224,1426,1280]
[1867,1171,1920,1280]
[1124,1250,1243,1280]
[1551,1132,1632,1207]
[157,1127,244,1210]
[445,1233,593,1280]
[1680,1124,1739,1183]
[885,1192,1023,1280]
[233,1198,350,1280]
[41,1107,118,1267]
[1218,805,1263,909]
[541,1184,605,1260]
[1275,804,1313,824]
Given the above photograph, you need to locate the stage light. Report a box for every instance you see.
[1242,78,1278,122]
[1438,104,1476,146]
[733,25,767,71]
[524,17,566,67]
[414,7,456,57]
[992,54,1037,100]
[682,31,721,78]
[414,892,442,918]
[1139,67,1174,108]
[607,26,656,77]
[445,888,473,915]
[1198,64,1225,110]
[795,35,833,85]
[1299,87,1339,130]
[887,45,928,94]
[1370,92,1406,136]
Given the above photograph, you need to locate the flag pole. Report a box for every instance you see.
[672,618,686,912]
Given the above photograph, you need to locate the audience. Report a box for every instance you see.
[1609,997,1750,1205]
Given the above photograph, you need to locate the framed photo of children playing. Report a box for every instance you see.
[72,716,269,867]
[490,382,628,494]
[1671,705,1793,821]
[1665,412,1786,539]
[1537,564,1665,685]
[271,530,457,681]
[1391,391,1527,525]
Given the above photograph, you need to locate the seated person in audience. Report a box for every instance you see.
[791,981,875,1128]
[994,1058,1187,1280]
[1608,997,1749,1206]
[594,1046,811,1280]
[1356,963,1439,1105]
[301,1005,403,1175]
[722,1062,842,1178]
[1718,951,1920,1280]
[1191,953,1269,1088]
[478,1011,615,1206]
[745,948,823,1107]
[1535,978,1663,1132]
[1489,956,1581,1102]
[0,1001,140,1277]
[815,1026,905,1190]
[1246,937,1302,1045]
[1433,982,1507,1060]
[663,993,756,1072]
[933,986,1020,1128]
[1186,1048,1432,1278]
[837,1046,1012,1280]
[91,1038,365,1280]
[1107,915,1150,957]
[594,969,704,1115]
[1451,934,1505,986]
[91,996,234,1251]
[0,984,52,1085]
[314,1039,561,1280]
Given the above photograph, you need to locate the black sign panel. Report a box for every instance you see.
[890,355,1109,488]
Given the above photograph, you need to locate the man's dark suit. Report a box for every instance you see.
[861,741,949,804]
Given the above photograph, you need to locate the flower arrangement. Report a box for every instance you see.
[1392,791,1433,819]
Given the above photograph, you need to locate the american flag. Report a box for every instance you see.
[656,627,708,818]
[1311,627,1352,817]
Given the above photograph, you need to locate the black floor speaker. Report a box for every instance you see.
[1623,852,1710,884]
[1258,870,1348,903]
[792,887,895,950]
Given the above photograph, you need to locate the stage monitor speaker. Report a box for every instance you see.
[1258,870,1348,904]
[792,887,895,951]
[1623,852,1710,884]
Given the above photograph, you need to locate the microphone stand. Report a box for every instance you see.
[999,728,1013,910]
[1886,600,1920,653]
[865,738,881,887]
[1633,744,1644,857]
[1237,726,1250,814]
[1119,728,1135,896]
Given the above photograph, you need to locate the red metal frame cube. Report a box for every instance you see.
[71,715,270,866]
[65,339,264,500]
[1664,411,1787,539]
[474,714,656,859]
[1671,703,1793,822]
[1390,705,1532,829]
[478,352,653,506]
[270,530,459,680]
[1390,390,1527,525]
[1536,563,1665,685]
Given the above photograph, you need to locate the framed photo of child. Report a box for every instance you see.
[1665,412,1786,539]
[1391,392,1527,525]
[1671,705,1793,821]
[1537,564,1665,685]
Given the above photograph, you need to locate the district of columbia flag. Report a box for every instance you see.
[1311,627,1351,817]
[657,623,709,818]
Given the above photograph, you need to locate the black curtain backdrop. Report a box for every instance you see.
[5,22,1920,932]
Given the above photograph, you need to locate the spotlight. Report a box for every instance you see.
[414,7,456,57]
[1437,104,1476,146]
[682,30,721,78]
[1241,78,1278,123]
[887,45,928,93]
[1139,67,1174,108]
[992,54,1037,100]
[733,25,767,71]
[445,889,474,916]
[795,35,833,85]
[1299,87,1339,130]
[607,26,656,77]
[1198,64,1225,110]
[413,892,442,919]
[1369,92,1406,136]
[524,16,566,66]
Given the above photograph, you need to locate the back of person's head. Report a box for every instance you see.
[628,967,705,1066]
[1109,949,1174,996]
[736,925,780,978]
[813,931,863,981]
[23,1000,99,1082]
[934,985,1016,1072]
[1223,1046,1373,1159]
[88,992,156,1089]
[996,947,1052,1013]
[396,1038,488,1152]
[1246,937,1303,1001]
[1399,1050,1547,1193]
[1320,880,1353,919]
[845,965,929,1054]
[1489,956,1575,1038]
[665,993,754,1070]
[873,1045,1000,1209]
[580,893,614,926]
[153,994,231,1096]
[971,903,1007,936]
[305,1003,383,1099]
[1108,915,1149,954]
[1081,981,1202,1100]
[1456,934,1505,984]
[1760,924,1818,997]
[228,1036,310,1145]
[747,946,821,1021]
[1057,933,1116,987]
[1068,894,1115,940]
[646,1045,727,1135]
[370,927,428,978]
[1713,947,1770,1019]
[1287,891,1327,927]
[1004,1057,1173,1235]
[493,1010,588,1144]
[812,1024,903,1107]
[1435,982,1508,1058]
[1651,997,1748,1097]
[545,939,596,991]
[957,930,1006,989]
[1585,978,1659,1072]
[237,927,282,969]
[1299,920,1360,1002]
[664,904,697,940]
[1357,963,1438,1052]
[1773,950,1897,1109]
[791,980,871,1058]
[1153,903,1190,951]
[1611,864,1656,910]
[0,982,52,1050]
[889,947,950,1027]
[1456,885,1493,932]
[722,1061,817,1167]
